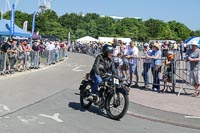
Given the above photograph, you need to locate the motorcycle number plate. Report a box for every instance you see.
[114,78,119,85]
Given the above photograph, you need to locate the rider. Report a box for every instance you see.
[88,44,117,101]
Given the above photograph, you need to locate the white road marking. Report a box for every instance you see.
[39,113,64,123]
[72,66,83,72]
[4,116,10,119]
[17,116,40,125]
[184,116,200,119]
[38,121,46,125]
[0,104,11,114]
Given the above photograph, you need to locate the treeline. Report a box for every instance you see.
[2,9,200,41]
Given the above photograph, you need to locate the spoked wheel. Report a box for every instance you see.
[106,90,129,120]
[80,82,93,109]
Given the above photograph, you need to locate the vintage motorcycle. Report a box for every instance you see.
[79,66,129,120]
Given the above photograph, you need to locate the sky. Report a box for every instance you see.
[1,0,199,30]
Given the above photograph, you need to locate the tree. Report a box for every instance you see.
[168,21,191,41]
[1,9,197,41]
[58,13,83,35]
[115,18,148,41]
[144,19,176,40]
[192,30,200,36]
[3,10,32,30]
[34,10,68,40]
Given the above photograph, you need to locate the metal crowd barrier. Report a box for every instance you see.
[175,59,194,96]
[73,46,101,57]
[0,51,6,75]
[131,57,173,89]
[0,49,67,76]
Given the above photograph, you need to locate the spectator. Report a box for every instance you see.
[46,41,56,64]
[55,42,61,62]
[113,39,121,76]
[162,51,175,93]
[162,42,168,57]
[22,40,32,68]
[180,41,184,60]
[15,41,25,71]
[126,41,139,87]
[119,45,129,79]
[186,41,200,97]
[141,43,152,88]
[32,42,41,68]
[146,43,162,92]
[9,39,18,72]
[1,38,18,73]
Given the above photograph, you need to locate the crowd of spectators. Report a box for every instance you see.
[0,38,68,75]
[72,39,200,97]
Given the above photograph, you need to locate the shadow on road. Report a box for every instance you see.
[68,102,108,118]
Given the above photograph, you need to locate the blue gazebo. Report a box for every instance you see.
[0,19,31,37]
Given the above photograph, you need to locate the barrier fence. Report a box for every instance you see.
[73,47,195,95]
[0,48,67,76]
[0,51,6,75]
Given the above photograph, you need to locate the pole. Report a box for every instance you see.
[10,4,15,37]
[1,9,3,19]
[32,11,37,35]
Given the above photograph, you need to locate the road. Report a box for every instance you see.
[0,52,199,133]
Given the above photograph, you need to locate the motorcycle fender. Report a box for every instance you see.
[79,80,92,90]
[116,88,129,95]
[79,80,87,90]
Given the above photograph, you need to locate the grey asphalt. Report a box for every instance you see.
[0,52,199,133]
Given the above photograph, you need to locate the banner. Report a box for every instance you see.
[10,4,15,36]
[36,31,39,35]
[23,21,28,31]
[32,11,37,35]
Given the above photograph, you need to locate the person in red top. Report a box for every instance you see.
[21,40,32,68]
[22,40,32,52]
[162,42,169,57]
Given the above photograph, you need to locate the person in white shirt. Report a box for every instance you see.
[126,41,139,87]
[46,42,55,51]
[113,39,121,76]
[55,42,61,62]
[46,41,56,64]
[141,43,152,88]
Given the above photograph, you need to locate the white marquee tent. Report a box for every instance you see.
[98,37,132,44]
[76,36,98,42]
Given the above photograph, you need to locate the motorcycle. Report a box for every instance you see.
[79,66,129,120]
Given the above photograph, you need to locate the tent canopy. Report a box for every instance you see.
[76,36,98,42]
[0,19,31,37]
[98,37,131,44]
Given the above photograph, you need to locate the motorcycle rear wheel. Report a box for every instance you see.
[80,82,93,109]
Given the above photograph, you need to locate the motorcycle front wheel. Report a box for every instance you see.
[106,89,129,120]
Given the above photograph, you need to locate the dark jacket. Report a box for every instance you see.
[90,54,116,76]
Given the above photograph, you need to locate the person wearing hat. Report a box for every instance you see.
[146,43,162,92]
[186,41,200,97]
[141,43,152,88]
[161,51,175,92]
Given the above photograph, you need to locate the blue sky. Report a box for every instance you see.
[1,0,200,30]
